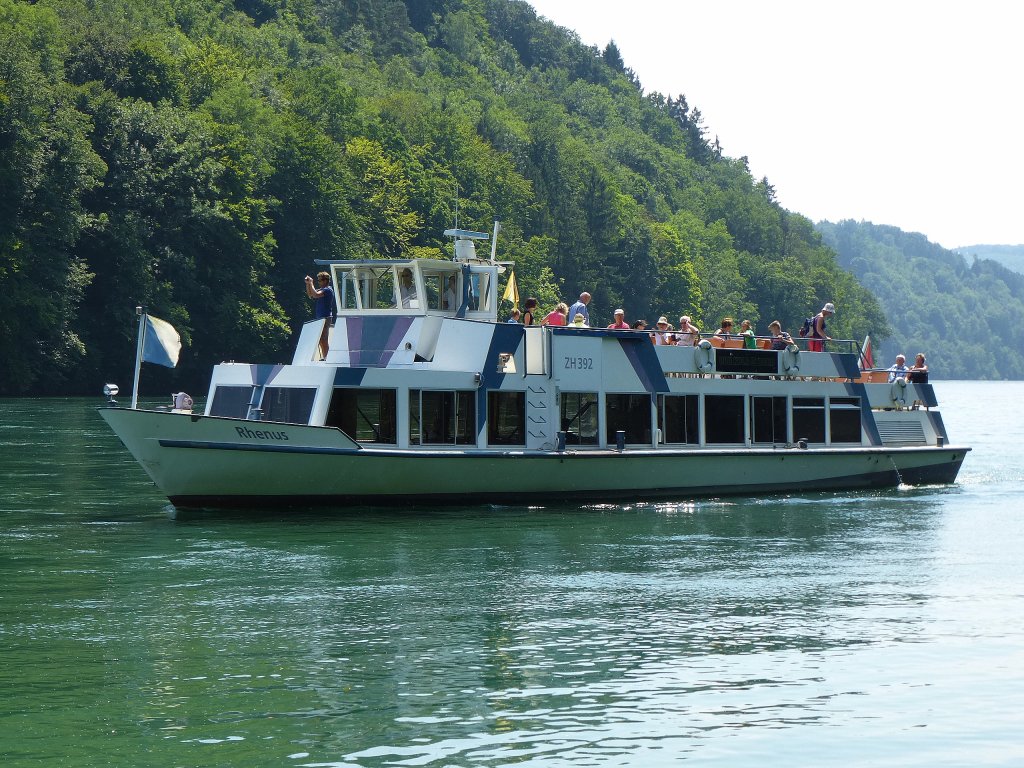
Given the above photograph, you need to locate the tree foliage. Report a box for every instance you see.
[1,0,891,394]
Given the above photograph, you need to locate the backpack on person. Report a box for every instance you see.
[798,317,812,337]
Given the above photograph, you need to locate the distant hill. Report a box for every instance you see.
[955,244,1024,275]
[818,221,1024,380]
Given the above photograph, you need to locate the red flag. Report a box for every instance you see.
[859,335,874,370]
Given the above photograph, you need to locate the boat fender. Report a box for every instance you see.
[891,377,907,406]
[694,339,714,373]
[782,343,800,374]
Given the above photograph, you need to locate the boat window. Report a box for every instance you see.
[337,266,396,310]
[605,393,652,445]
[209,386,253,419]
[792,397,826,443]
[324,388,397,443]
[373,271,396,309]
[409,390,476,445]
[421,272,443,310]
[488,391,525,446]
[260,387,317,425]
[829,396,862,444]
[751,396,788,444]
[705,395,744,444]
[560,392,598,445]
[658,394,699,444]
[467,271,490,312]
[497,352,516,374]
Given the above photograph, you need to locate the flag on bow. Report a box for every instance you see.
[142,314,182,368]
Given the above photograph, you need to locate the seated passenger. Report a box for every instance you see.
[887,354,908,383]
[675,316,700,346]
[608,308,630,329]
[907,353,929,383]
[572,312,588,327]
[714,318,734,338]
[767,320,793,350]
[739,319,756,349]
[522,297,538,326]
[653,317,675,345]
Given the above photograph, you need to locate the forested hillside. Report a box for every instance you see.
[1,0,888,395]
[819,220,1024,380]
[956,244,1024,276]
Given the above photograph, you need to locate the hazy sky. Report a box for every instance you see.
[527,0,1023,249]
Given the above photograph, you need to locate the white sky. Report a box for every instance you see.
[527,0,1024,249]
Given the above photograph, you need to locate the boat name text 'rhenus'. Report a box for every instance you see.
[235,426,290,441]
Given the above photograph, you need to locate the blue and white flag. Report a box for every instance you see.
[142,315,181,368]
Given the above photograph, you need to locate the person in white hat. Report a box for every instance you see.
[809,302,835,352]
[607,308,629,330]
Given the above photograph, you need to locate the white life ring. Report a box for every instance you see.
[695,339,714,373]
[782,343,800,374]
[891,377,907,406]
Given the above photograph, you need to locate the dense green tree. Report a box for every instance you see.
[0,0,925,393]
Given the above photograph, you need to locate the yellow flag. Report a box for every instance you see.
[502,270,519,309]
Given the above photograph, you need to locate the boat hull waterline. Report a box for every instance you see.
[100,409,966,509]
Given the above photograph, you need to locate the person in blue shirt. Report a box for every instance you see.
[305,271,336,360]
[887,354,908,383]
[567,292,591,327]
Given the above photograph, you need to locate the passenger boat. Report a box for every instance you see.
[99,228,969,509]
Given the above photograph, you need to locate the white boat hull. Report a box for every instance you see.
[100,408,967,509]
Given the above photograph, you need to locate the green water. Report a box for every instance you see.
[2,387,1023,766]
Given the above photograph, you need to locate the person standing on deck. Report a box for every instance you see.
[305,271,335,360]
[568,292,592,327]
[808,302,834,352]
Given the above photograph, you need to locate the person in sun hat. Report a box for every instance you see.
[653,316,675,345]
[808,302,835,352]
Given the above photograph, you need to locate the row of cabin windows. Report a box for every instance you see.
[209,386,863,446]
[337,267,491,312]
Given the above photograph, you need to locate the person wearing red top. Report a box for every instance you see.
[607,308,629,329]
[543,302,568,326]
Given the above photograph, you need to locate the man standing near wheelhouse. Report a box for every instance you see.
[305,271,336,360]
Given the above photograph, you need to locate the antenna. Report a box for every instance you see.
[453,183,460,231]
[490,221,500,261]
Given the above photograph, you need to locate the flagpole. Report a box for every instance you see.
[131,306,145,410]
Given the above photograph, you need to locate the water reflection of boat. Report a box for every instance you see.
[100,229,968,509]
